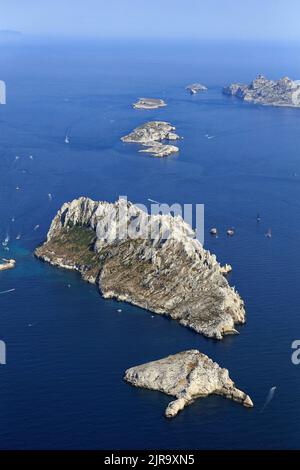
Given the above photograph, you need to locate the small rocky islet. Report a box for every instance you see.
[186,83,208,94]
[125,350,253,418]
[133,98,167,110]
[121,121,180,157]
[0,259,16,271]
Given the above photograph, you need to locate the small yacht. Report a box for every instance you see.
[65,134,70,144]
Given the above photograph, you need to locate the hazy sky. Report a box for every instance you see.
[0,0,299,41]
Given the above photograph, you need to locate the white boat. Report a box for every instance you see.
[227,228,235,236]
[265,228,272,238]
[2,236,9,247]
[65,134,70,144]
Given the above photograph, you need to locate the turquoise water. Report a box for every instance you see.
[1,38,300,449]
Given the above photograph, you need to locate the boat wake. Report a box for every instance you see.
[0,289,16,295]
[260,386,277,413]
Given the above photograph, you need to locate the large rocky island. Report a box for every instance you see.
[35,197,245,339]
[125,350,253,418]
[223,74,300,107]
[121,121,179,157]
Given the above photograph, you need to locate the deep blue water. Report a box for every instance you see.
[1,37,300,449]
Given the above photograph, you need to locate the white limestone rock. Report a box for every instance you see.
[133,98,167,110]
[139,142,179,157]
[121,121,179,144]
[124,350,253,418]
[223,75,300,107]
[121,121,180,157]
[35,197,245,340]
[186,83,208,94]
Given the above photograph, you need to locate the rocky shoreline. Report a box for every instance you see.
[125,350,253,418]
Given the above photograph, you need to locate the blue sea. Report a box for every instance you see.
[1,37,300,449]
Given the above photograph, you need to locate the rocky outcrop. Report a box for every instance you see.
[139,142,179,157]
[124,350,253,418]
[220,264,232,275]
[186,83,208,94]
[133,98,167,110]
[223,75,300,107]
[121,121,180,157]
[0,259,16,271]
[35,197,245,340]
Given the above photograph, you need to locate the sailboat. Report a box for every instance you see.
[65,134,70,144]
[2,235,9,247]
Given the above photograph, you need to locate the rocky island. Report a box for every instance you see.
[186,83,208,94]
[121,121,180,157]
[35,197,245,340]
[125,350,253,418]
[133,98,167,110]
[139,142,179,157]
[0,259,16,271]
[223,75,300,107]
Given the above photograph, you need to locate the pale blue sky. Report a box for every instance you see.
[0,0,299,40]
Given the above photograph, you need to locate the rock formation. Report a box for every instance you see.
[121,121,180,157]
[223,75,300,107]
[35,197,245,339]
[139,142,179,157]
[133,98,167,110]
[124,350,253,418]
[220,263,232,275]
[186,83,208,94]
[0,259,16,271]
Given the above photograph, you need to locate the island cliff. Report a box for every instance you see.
[125,350,253,418]
[35,197,245,340]
[223,75,300,107]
